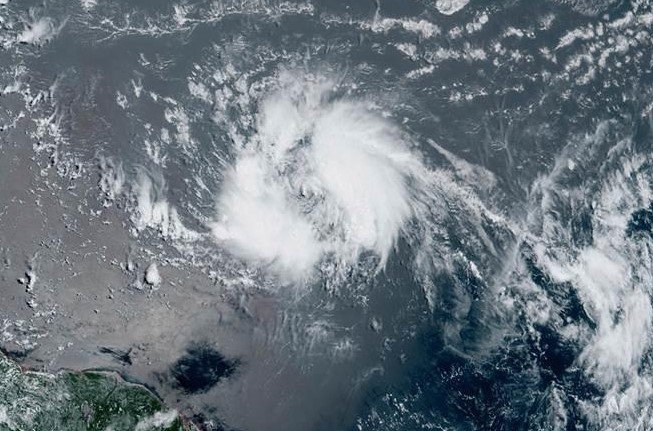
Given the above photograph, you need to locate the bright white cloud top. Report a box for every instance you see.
[211,76,424,281]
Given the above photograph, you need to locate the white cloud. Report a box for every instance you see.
[80,0,97,10]
[310,101,414,265]
[132,170,199,241]
[435,0,471,15]
[144,262,162,287]
[17,17,65,46]
[211,75,423,281]
[212,154,322,281]
[134,410,178,431]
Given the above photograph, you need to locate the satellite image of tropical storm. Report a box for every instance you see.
[3,0,653,429]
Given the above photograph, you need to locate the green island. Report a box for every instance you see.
[0,352,186,431]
